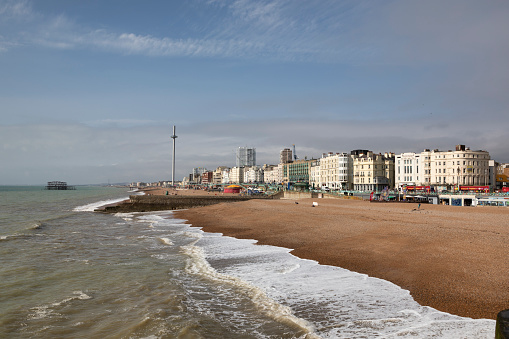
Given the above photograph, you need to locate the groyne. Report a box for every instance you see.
[100,194,273,213]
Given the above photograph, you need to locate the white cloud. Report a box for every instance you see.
[86,119,159,128]
[0,0,372,61]
[0,0,32,18]
[230,0,286,28]
[84,31,264,58]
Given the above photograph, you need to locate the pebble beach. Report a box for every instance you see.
[171,192,509,320]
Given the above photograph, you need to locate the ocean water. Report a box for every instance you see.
[0,186,495,338]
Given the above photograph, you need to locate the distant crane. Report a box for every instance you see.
[292,144,298,161]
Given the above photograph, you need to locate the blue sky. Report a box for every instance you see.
[1,0,508,185]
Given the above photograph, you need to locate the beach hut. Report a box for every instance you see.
[224,185,242,194]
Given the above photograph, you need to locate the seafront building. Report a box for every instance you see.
[244,166,264,183]
[236,147,256,167]
[319,152,353,190]
[189,167,208,184]
[221,168,231,184]
[182,144,504,192]
[394,145,491,191]
[213,166,229,185]
[280,148,293,164]
[394,152,424,190]
[262,164,279,184]
[229,166,244,184]
[201,171,213,185]
[353,151,395,192]
[281,158,319,185]
[309,161,321,189]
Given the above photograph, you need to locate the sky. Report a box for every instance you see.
[1,0,508,185]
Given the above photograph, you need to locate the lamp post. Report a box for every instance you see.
[171,125,178,186]
[457,167,460,193]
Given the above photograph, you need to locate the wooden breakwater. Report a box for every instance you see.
[101,194,274,213]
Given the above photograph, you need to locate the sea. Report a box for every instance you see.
[0,186,495,338]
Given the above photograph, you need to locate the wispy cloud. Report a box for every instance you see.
[3,0,509,66]
[0,0,32,18]
[86,119,160,128]
[80,31,265,58]
[0,0,373,61]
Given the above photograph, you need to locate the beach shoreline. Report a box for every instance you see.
[170,193,509,320]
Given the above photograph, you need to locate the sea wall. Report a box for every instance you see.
[102,194,270,213]
[282,191,363,200]
[282,191,319,199]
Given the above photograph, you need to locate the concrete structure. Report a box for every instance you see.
[104,194,271,212]
[236,147,256,167]
[280,148,293,164]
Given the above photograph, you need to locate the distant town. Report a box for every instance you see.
[132,144,509,195]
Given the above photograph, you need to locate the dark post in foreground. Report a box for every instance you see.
[496,309,509,339]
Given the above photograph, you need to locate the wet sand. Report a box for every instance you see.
[173,195,509,320]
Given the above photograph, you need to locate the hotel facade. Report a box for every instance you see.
[394,145,491,191]
[353,151,395,192]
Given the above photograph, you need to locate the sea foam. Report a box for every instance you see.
[134,212,496,338]
[73,197,128,212]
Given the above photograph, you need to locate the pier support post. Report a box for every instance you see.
[496,309,509,339]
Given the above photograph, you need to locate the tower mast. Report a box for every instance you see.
[171,125,178,186]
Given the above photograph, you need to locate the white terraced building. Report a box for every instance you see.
[309,160,321,189]
[319,152,352,190]
[395,145,491,191]
[244,166,263,183]
[262,165,279,184]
